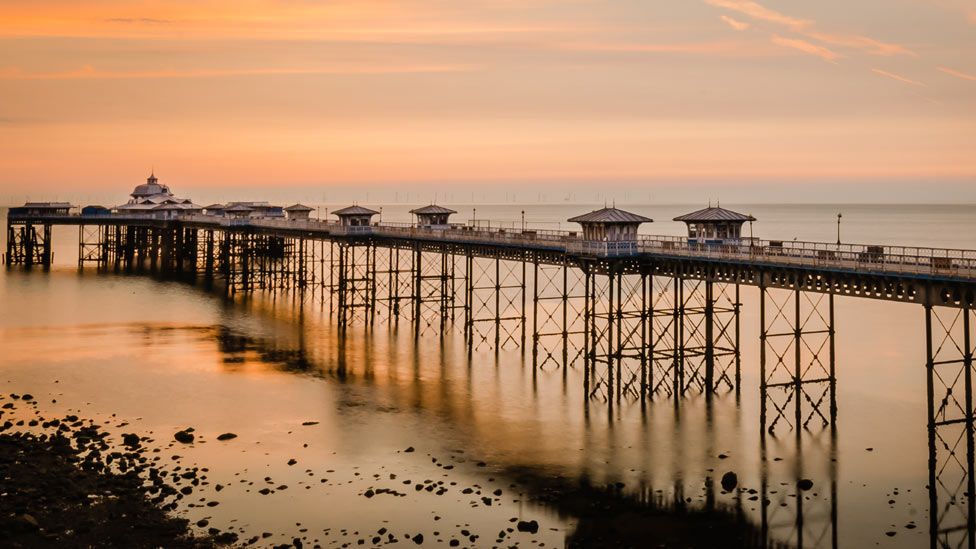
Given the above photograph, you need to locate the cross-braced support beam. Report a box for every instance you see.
[531,259,586,371]
[6,223,52,268]
[465,256,526,351]
[412,247,458,337]
[336,242,375,329]
[584,268,649,402]
[78,224,109,269]
[760,282,837,433]
[926,304,976,548]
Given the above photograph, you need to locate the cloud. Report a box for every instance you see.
[803,32,915,57]
[556,40,770,56]
[705,0,810,30]
[0,64,474,80]
[706,0,915,57]
[938,66,976,81]
[771,35,840,62]
[105,18,172,24]
[871,68,925,86]
[719,15,750,31]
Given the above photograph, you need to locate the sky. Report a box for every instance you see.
[1,0,974,204]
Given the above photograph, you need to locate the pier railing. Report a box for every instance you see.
[10,212,976,280]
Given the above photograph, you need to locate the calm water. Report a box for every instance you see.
[2,203,976,548]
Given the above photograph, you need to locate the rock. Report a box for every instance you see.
[797,478,814,491]
[174,430,194,444]
[517,520,539,534]
[14,513,40,531]
[287,458,297,466]
[301,421,319,426]
[21,394,34,401]
[122,433,140,447]
[216,433,237,441]
[721,471,738,492]
[364,489,375,498]
[404,446,415,453]
[481,496,493,506]
[412,533,424,544]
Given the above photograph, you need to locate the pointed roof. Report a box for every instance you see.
[203,203,226,210]
[410,204,457,215]
[568,207,652,224]
[332,205,379,217]
[284,203,314,212]
[673,206,755,223]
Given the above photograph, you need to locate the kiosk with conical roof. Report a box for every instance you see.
[568,206,652,256]
[410,205,456,228]
[673,205,755,245]
[284,204,314,220]
[333,205,378,228]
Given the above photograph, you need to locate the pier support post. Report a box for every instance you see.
[925,303,975,546]
[530,258,586,371]
[467,254,526,351]
[760,275,836,433]
[584,264,650,402]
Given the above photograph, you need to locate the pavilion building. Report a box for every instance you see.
[114,172,200,218]
[673,206,755,245]
[410,205,456,228]
[567,207,652,255]
[568,207,652,242]
[333,205,379,227]
[284,204,315,220]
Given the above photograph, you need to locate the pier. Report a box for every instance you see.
[7,190,976,547]
[7,201,976,428]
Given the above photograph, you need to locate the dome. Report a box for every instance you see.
[130,172,173,198]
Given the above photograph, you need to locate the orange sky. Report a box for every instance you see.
[1,0,974,197]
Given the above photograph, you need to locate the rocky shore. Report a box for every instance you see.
[0,393,225,548]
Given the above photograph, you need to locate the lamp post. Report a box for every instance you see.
[836,212,842,245]
[749,217,754,242]
[472,208,476,228]
[521,210,525,232]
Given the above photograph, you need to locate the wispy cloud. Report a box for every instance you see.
[0,64,475,80]
[938,66,976,81]
[105,18,172,24]
[706,0,915,57]
[804,32,915,57]
[555,40,773,57]
[871,68,925,86]
[719,15,750,31]
[705,0,809,30]
[771,35,840,62]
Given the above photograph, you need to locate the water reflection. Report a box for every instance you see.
[5,264,975,547]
